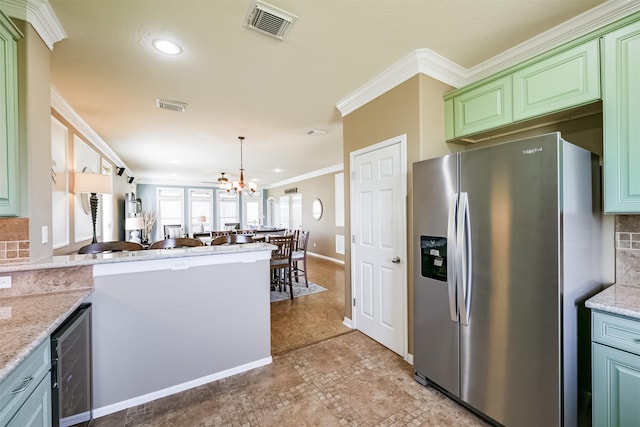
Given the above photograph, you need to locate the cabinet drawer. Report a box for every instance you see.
[593,311,640,355]
[0,339,51,424]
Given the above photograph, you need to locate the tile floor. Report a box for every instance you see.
[92,257,489,426]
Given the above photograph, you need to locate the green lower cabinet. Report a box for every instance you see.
[593,342,640,426]
[6,374,51,427]
[602,20,640,213]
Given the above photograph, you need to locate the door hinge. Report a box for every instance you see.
[352,234,356,244]
[351,171,356,181]
[353,298,356,307]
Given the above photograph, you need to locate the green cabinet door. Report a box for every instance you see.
[6,374,51,427]
[513,39,600,121]
[452,75,512,138]
[593,342,640,427]
[603,20,640,213]
[0,11,21,216]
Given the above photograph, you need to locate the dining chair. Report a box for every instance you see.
[78,241,144,254]
[210,234,254,245]
[163,224,182,239]
[269,234,294,300]
[149,237,204,249]
[292,230,309,287]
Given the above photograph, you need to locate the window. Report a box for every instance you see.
[243,193,263,228]
[156,188,184,240]
[188,189,213,235]
[279,196,289,228]
[291,194,302,229]
[266,197,275,227]
[217,191,239,230]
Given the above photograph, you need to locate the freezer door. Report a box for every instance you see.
[459,133,562,427]
[412,153,460,396]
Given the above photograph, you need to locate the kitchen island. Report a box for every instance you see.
[0,243,274,420]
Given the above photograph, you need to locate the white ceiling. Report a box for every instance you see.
[48,0,606,188]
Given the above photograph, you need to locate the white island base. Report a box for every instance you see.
[88,248,272,417]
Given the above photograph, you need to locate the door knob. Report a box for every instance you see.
[392,256,401,264]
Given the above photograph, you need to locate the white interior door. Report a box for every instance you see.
[351,136,407,357]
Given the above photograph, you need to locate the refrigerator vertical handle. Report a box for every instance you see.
[457,192,472,326]
[447,193,458,322]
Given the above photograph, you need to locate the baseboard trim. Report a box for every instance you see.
[343,317,353,329]
[92,356,272,418]
[307,252,345,264]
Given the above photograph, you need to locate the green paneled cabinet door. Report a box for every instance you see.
[0,11,20,216]
[593,342,640,426]
[513,39,600,121]
[452,76,512,138]
[603,20,640,213]
[6,374,51,427]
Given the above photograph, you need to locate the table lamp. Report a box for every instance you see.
[196,215,207,233]
[74,172,113,243]
[125,216,145,243]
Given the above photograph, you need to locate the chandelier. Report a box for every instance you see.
[223,136,257,196]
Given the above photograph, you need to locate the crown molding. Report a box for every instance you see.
[336,0,640,117]
[51,85,133,174]
[0,0,66,50]
[264,163,344,190]
[336,49,467,117]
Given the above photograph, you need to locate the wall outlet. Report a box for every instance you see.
[42,226,49,244]
[313,242,317,248]
[0,276,11,289]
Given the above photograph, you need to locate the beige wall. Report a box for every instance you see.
[266,171,344,262]
[51,110,134,255]
[342,74,455,353]
[16,20,52,262]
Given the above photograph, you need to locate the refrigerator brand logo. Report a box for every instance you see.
[522,147,543,155]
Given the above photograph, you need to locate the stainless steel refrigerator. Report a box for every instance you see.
[412,132,601,427]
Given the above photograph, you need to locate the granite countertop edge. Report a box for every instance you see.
[0,242,276,273]
[586,284,640,320]
[0,289,93,383]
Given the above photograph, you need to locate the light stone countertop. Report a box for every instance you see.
[586,284,640,320]
[0,242,275,273]
[0,289,92,383]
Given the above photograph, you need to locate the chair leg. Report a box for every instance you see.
[302,257,308,287]
[288,266,294,300]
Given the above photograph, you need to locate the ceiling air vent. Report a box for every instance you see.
[156,98,187,113]
[246,0,297,40]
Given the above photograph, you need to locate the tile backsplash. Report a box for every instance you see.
[0,218,29,263]
[615,215,640,286]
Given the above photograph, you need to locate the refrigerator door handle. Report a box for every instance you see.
[447,193,458,322]
[457,192,472,326]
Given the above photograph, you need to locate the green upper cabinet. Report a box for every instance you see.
[451,75,512,138]
[0,10,21,217]
[602,20,640,213]
[513,39,600,122]
[444,39,601,142]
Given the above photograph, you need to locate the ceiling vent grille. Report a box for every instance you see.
[156,98,187,113]
[246,0,297,40]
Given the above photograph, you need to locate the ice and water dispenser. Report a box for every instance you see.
[420,236,447,281]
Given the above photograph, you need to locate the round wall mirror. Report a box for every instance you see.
[312,198,323,220]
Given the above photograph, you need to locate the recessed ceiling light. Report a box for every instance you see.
[273,168,283,173]
[152,39,182,55]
